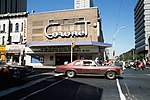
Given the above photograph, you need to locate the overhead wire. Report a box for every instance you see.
[114,0,123,32]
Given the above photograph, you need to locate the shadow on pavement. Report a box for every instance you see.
[0,78,28,91]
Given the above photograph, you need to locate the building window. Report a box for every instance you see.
[145,10,150,13]
[10,23,13,32]
[80,56,92,60]
[31,56,44,63]
[79,18,84,21]
[15,23,19,32]
[145,4,150,7]
[49,20,54,24]
[50,56,53,61]
[2,36,5,45]
[63,19,68,25]
[20,35,23,43]
[145,25,150,28]
[21,22,23,32]
[3,24,5,32]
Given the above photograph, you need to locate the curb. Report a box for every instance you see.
[32,66,56,69]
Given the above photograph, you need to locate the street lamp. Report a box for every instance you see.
[132,48,135,60]
[112,26,125,59]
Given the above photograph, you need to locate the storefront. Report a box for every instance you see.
[26,41,111,66]
[0,45,6,62]
[6,45,25,65]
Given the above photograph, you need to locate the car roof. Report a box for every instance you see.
[74,59,93,62]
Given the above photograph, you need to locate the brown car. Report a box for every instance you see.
[55,60,122,79]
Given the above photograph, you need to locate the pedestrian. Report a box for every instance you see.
[136,59,141,70]
[106,59,112,66]
[141,59,146,70]
[122,60,126,70]
[143,59,146,67]
[133,59,137,69]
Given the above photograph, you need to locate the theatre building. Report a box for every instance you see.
[26,7,111,66]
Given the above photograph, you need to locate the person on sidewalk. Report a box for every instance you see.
[122,60,126,70]
[133,59,137,69]
[136,59,141,70]
[140,59,146,70]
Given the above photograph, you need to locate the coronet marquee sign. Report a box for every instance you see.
[44,25,87,39]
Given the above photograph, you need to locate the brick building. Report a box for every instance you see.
[26,7,111,66]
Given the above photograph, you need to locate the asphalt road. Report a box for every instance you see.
[0,68,150,100]
[120,69,150,100]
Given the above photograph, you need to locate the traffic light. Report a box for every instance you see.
[72,41,75,48]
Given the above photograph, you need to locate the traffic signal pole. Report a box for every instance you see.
[71,43,73,62]
[71,41,75,62]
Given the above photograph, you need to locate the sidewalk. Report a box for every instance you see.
[32,66,56,69]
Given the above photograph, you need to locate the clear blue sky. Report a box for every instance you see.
[27,0,138,56]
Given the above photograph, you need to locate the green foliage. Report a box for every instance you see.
[117,53,145,61]
[134,53,144,59]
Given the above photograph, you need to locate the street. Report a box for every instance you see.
[120,69,150,100]
[0,68,150,100]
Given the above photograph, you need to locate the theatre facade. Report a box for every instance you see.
[26,7,111,66]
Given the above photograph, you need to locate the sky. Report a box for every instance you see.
[27,0,138,57]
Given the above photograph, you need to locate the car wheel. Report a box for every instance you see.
[66,70,76,78]
[106,71,116,80]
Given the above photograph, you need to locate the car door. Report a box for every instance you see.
[72,61,83,73]
[81,60,101,74]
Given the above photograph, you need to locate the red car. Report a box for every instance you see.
[55,60,122,79]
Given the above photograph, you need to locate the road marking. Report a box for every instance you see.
[124,82,137,100]
[19,77,68,100]
[0,73,62,97]
[116,79,126,100]
[147,74,150,76]
[26,72,57,78]
[54,73,64,76]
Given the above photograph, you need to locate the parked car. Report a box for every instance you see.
[55,60,122,79]
[0,62,33,80]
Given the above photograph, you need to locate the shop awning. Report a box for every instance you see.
[28,41,112,48]
[6,49,20,53]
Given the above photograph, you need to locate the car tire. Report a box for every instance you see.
[66,70,76,78]
[106,71,116,80]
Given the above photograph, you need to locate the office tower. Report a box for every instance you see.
[0,0,27,14]
[134,0,150,59]
[74,0,94,9]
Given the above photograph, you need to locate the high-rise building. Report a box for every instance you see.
[74,0,94,9]
[134,0,150,59]
[0,0,27,14]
